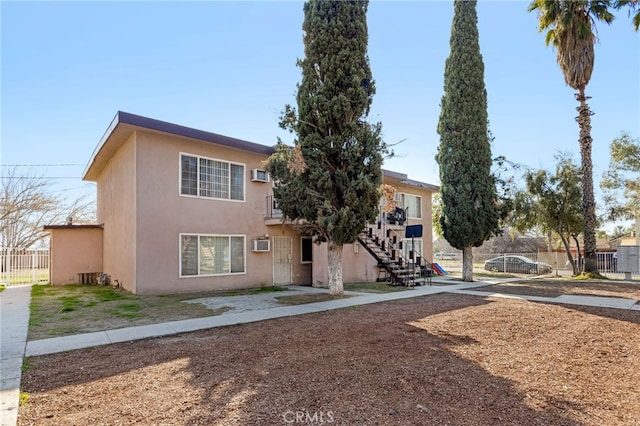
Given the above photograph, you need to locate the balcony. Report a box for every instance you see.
[265,195,284,225]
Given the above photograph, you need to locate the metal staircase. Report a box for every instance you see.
[357,224,433,286]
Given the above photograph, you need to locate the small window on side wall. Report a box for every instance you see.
[301,237,313,263]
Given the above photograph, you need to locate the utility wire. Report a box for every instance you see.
[0,176,84,180]
[1,164,84,167]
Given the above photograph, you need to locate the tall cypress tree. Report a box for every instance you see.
[436,0,499,282]
[267,0,385,295]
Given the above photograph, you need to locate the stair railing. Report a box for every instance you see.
[361,220,430,286]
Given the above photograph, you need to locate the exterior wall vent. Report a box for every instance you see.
[251,169,270,183]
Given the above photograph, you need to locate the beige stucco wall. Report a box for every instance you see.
[96,133,137,293]
[618,236,637,246]
[133,131,286,294]
[387,178,435,262]
[90,123,436,295]
[266,229,313,285]
[48,227,103,285]
[93,128,318,295]
[609,232,638,249]
[311,242,380,287]
[311,178,436,287]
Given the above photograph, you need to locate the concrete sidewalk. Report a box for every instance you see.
[1,286,31,426]
[451,288,640,310]
[19,280,640,357]
[25,280,489,357]
[2,279,639,426]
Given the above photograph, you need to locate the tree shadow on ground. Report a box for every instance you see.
[20,294,635,425]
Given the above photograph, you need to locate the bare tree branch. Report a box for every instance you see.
[1,167,96,248]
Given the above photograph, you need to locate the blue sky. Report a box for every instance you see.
[2,1,639,221]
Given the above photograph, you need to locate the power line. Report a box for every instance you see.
[1,164,84,167]
[0,176,84,180]
[60,184,96,192]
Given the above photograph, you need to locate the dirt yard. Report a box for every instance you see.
[18,292,640,425]
[475,279,640,300]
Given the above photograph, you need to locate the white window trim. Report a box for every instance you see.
[179,233,247,278]
[301,237,313,264]
[179,152,246,202]
[395,192,422,219]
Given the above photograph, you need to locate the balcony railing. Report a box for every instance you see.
[266,195,283,219]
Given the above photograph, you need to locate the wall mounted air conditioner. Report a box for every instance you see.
[252,239,270,252]
[251,168,270,183]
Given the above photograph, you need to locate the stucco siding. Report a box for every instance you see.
[385,179,435,263]
[311,178,436,288]
[97,133,137,292]
[48,227,103,285]
[133,131,277,294]
[82,113,439,295]
[311,243,380,287]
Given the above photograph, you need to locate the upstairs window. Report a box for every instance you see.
[395,193,422,219]
[180,154,244,201]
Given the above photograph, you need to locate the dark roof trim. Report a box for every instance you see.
[83,112,121,179]
[116,112,276,155]
[83,112,440,191]
[83,111,276,179]
[382,169,440,191]
[44,224,104,230]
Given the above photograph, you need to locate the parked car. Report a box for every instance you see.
[484,255,552,274]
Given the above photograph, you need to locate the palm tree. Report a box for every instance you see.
[614,0,640,30]
[528,0,615,274]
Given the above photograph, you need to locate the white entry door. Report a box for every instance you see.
[273,236,292,285]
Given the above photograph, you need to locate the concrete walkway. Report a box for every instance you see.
[1,279,639,426]
[1,286,31,426]
[452,289,640,310]
[24,281,491,357]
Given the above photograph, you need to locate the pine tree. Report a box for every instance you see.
[436,0,500,282]
[267,0,386,295]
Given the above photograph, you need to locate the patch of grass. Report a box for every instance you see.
[94,287,127,301]
[473,271,519,279]
[575,272,609,280]
[3,269,48,285]
[344,282,411,293]
[19,391,28,407]
[110,303,143,319]
[0,285,5,293]
[276,293,351,305]
[58,295,81,313]
[28,284,230,340]
[111,311,144,319]
[541,275,587,282]
[22,357,32,373]
[28,315,41,328]
[222,286,289,296]
[117,303,141,311]
[31,284,49,296]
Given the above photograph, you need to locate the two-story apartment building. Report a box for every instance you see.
[46,112,438,295]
